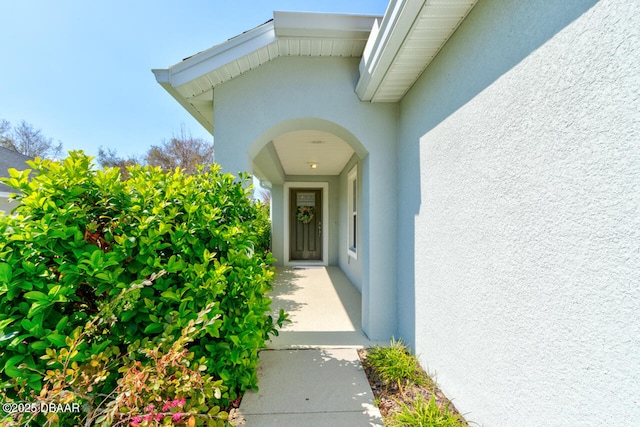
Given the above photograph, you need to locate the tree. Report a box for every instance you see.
[96,125,214,177]
[96,147,140,179]
[0,119,11,147]
[145,125,214,174]
[0,118,62,159]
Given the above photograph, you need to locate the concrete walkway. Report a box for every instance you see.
[236,267,383,426]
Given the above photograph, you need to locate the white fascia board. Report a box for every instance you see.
[356,0,424,102]
[151,72,214,135]
[274,11,381,40]
[168,23,277,88]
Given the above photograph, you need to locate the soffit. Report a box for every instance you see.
[153,12,380,135]
[357,0,479,102]
[174,37,369,101]
[272,130,354,176]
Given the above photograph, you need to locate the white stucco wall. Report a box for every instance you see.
[397,0,640,426]
[213,56,399,340]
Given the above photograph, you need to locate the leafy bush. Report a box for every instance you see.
[2,283,232,426]
[252,202,271,255]
[0,151,284,405]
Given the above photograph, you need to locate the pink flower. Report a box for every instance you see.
[155,414,163,421]
[130,415,142,426]
[172,397,186,407]
[143,413,153,422]
[172,412,183,421]
[162,403,171,411]
[146,404,155,412]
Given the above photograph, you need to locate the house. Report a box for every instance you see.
[153,0,639,425]
[0,146,31,214]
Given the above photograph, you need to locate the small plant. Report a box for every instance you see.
[364,339,431,394]
[386,394,467,427]
[361,340,471,427]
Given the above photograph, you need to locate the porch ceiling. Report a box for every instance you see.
[272,130,354,176]
[253,130,355,184]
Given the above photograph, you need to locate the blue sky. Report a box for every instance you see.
[0,1,388,161]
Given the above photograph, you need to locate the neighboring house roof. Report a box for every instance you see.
[0,146,32,194]
[153,0,478,134]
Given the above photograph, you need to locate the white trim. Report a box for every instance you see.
[283,182,329,266]
[356,0,479,102]
[347,165,358,259]
[274,11,380,39]
[356,0,423,101]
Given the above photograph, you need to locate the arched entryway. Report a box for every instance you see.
[248,119,367,276]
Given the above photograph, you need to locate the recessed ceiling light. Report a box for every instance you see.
[309,163,318,169]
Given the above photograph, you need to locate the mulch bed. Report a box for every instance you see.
[357,348,469,425]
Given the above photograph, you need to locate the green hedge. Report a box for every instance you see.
[0,151,282,403]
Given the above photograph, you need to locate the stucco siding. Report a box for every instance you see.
[397,0,640,426]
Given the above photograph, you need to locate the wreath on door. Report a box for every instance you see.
[296,206,315,224]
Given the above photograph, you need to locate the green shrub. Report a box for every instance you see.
[2,284,232,427]
[0,151,284,404]
[387,394,467,427]
[252,201,271,254]
[363,339,431,393]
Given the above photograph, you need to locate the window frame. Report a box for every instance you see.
[347,165,358,259]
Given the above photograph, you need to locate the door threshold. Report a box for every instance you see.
[285,260,326,267]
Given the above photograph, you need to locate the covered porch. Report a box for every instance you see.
[153,11,399,341]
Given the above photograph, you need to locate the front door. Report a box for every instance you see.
[290,189,322,261]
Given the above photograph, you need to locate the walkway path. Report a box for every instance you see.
[236,266,384,426]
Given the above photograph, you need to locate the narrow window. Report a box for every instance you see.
[348,165,357,258]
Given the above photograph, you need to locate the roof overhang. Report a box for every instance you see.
[355,0,478,102]
[152,12,381,135]
[153,1,480,134]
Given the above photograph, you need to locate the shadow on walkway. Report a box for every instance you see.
[267,266,380,349]
[237,267,384,426]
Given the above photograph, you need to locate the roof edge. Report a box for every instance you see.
[151,74,214,135]
[274,11,381,39]
[167,22,277,88]
[355,0,423,102]
[153,10,381,137]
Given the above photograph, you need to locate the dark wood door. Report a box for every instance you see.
[290,189,322,261]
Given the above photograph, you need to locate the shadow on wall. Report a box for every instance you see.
[396,0,600,346]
